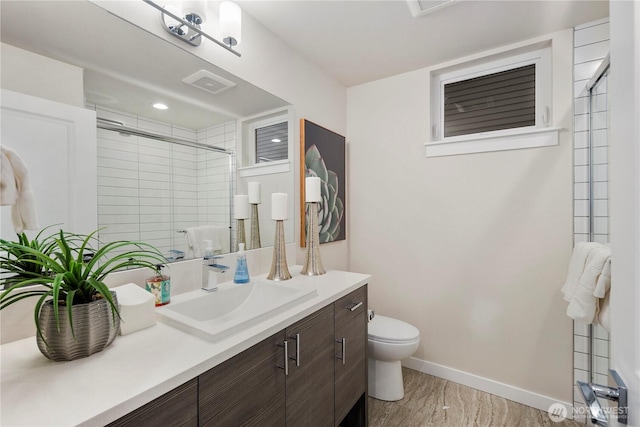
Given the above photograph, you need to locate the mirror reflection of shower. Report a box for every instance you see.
[95,113,234,262]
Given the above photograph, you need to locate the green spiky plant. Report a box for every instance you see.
[0,228,166,343]
[0,227,58,289]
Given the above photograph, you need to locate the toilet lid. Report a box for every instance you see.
[369,315,420,343]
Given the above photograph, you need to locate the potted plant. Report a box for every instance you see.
[0,228,165,361]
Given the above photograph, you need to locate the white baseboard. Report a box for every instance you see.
[402,357,574,419]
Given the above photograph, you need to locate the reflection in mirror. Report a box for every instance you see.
[256,122,289,163]
[237,108,295,251]
[95,117,234,261]
[0,0,294,261]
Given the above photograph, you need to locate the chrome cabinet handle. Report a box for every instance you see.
[347,301,363,312]
[336,338,346,365]
[278,340,289,376]
[342,338,346,365]
[289,333,300,367]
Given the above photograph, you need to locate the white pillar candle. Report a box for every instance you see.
[248,182,261,204]
[234,194,250,219]
[305,177,322,202]
[271,193,288,220]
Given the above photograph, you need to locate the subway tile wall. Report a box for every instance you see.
[90,105,235,258]
[572,18,610,423]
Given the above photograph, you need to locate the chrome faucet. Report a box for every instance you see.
[202,255,229,292]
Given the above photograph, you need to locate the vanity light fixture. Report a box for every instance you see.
[143,0,242,57]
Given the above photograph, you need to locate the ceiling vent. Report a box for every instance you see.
[182,70,236,95]
[406,0,457,18]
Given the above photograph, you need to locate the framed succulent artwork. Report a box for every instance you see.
[300,119,346,247]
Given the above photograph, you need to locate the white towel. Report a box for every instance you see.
[217,226,230,254]
[593,257,611,299]
[561,242,602,301]
[185,225,225,258]
[593,259,612,332]
[0,146,39,233]
[563,243,611,323]
[594,290,611,333]
[1,148,18,205]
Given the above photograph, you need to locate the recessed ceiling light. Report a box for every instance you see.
[271,138,281,143]
[153,103,169,110]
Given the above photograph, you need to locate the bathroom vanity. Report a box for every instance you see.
[110,286,367,426]
[0,268,369,426]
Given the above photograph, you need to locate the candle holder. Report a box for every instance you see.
[301,201,326,276]
[267,220,291,281]
[250,203,261,249]
[236,218,246,252]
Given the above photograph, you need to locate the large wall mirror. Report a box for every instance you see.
[1,0,295,261]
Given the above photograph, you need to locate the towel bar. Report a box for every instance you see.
[577,369,628,426]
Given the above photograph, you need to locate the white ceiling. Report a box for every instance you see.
[238,0,609,87]
[1,0,609,129]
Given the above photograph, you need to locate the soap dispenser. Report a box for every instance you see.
[146,264,170,306]
[233,243,250,284]
[203,239,214,259]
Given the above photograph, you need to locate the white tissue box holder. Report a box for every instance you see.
[112,283,157,335]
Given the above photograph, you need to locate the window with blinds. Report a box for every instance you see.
[426,43,557,157]
[255,121,288,162]
[443,64,536,138]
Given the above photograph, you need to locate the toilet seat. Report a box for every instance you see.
[368,315,419,344]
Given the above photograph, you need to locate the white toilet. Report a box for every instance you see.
[367,314,420,401]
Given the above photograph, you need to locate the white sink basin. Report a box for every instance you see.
[155,280,317,342]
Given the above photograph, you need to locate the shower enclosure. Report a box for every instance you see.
[577,52,628,427]
[586,54,611,390]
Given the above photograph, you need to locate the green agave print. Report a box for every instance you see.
[305,144,344,242]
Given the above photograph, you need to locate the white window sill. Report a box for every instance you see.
[238,159,290,177]
[424,127,561,158]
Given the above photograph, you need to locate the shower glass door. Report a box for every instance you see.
[588,64,611,387]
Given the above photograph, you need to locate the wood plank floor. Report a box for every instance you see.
[369,368,582,426]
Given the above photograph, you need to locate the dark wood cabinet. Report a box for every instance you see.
[285,304,335,426]
[197,305,336,427]
[110,285,367,427]
[334,286,368,426]
[199,331,286,426]
[107,378,198,427]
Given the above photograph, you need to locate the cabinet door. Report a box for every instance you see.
[334,286,367,426]
[107,379,198,427]
[285,304,335,426]
[199,331,286,427]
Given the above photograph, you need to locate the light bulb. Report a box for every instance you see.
[183,0,207,23]
[220,1,241,47]
[163,2,183,28]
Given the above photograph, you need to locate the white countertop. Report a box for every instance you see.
[0,267,370,427]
